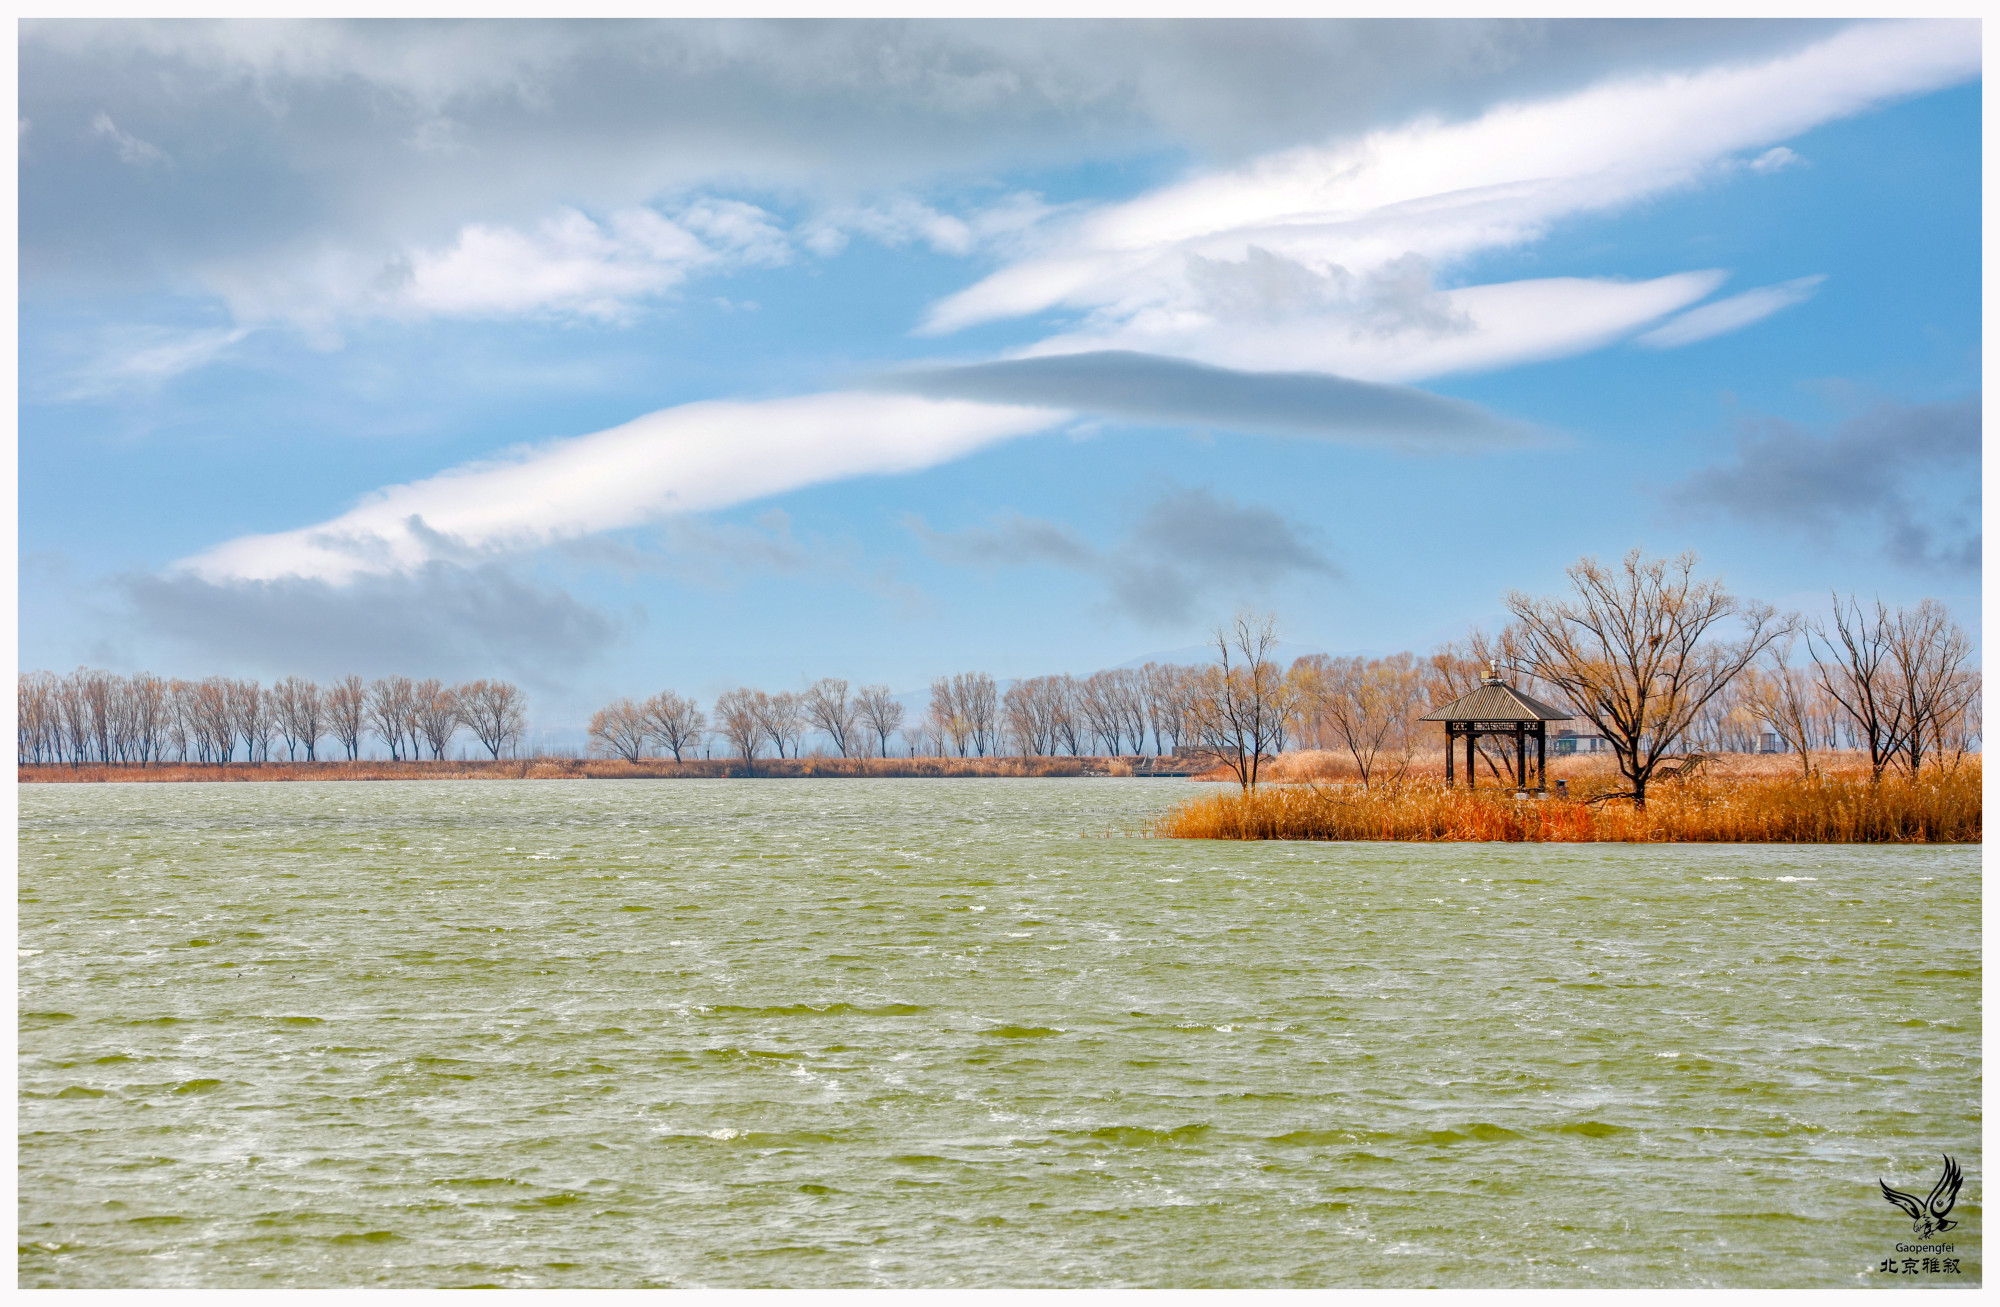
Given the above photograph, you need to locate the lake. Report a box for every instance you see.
[18,778,1981,1287]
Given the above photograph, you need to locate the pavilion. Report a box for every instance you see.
[1421,663,1574,794]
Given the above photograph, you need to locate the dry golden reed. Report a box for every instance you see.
[1153,761,1981,844]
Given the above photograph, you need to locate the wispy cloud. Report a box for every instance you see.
[1663,395,1980,574]
[909,485,1340,624]
[920,20,1973,380]
[878,349,1540,448]
[1635,275,1825,348]
[179,393,1069,583]
[90,111,168,166]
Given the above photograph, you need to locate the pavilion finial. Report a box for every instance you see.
[1484,658,1502,685]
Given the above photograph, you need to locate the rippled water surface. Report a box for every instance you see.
[19,778,1982,1287]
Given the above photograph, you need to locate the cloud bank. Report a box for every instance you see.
[1664,395,1981,574]
[909,486,1339,624]
[879,350,1539,447]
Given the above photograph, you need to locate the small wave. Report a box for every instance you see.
[1773,876,1818,883]
[172,1078,225,1095]
[329,1230,404,1245]
[986,1025,1060,1039]
[1548,1120,1628,1137]
[1081,1124,1210,1147]
[706,1003,926,1018]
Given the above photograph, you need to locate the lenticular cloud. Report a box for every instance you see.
[181,393,1069,584]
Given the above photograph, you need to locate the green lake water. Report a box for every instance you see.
[17,778,1982,1287]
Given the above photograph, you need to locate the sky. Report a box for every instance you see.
[17,18,1983,741]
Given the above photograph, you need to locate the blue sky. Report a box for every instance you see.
[18,19,1982,736]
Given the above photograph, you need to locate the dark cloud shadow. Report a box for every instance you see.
[875,350,1539,449]
[907,485,1340,625]
[1662,395,1980,575]
[120,561,621,681]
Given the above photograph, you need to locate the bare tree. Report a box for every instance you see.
[1807,594,1907,780]
[854,684,904,758]
[270,675,321,762]
[1184,612,1288,791]
[588,698,651,762]
[1739,636,1817,776]
[454,680,527,760]
[1004,676,1060,756]
[713,688,763,765]
[1505,550,1787,808]
[926,677,967,756]
[802,678,858,757]
[413,679,461,759]
[326,674,368,761]
[1318,652,1425,787]
[1886,598,1977,775]
[366,676,417,761]
[954,672,999,756]
[228,679,274,764]
[642,690,706,761]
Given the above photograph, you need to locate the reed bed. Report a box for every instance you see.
[18,755,1137,784]
[1153,760,1981,844]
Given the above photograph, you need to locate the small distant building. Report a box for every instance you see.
[1552,728,1609,756]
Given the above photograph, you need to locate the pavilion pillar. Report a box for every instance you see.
[1465,728,1476,791]
[1536,727,1547,790]
[1445,726,1455,787]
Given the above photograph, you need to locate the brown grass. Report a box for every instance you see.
[18,755,1142,784]
[1153,757,1980,844]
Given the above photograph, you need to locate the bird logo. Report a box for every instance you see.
[1879,1155,1964,1239]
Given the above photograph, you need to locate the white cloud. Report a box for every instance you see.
[179,393,1069,583]
[920,19,1974,378]
[1746,145,1803,173]
[1634,274,1826,348]
[207,201,790,329]
[90,111,169,166]
[801,192,1056,259]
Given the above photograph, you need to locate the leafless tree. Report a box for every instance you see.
[366,675,417,761]
[455,679,527,759]
[1004,676,1060,756]
[803,678,858,757]
[854,684,904,758]
[642,690,706,761]
[1505,550,1787,808]
[1885,598,1977,775]
[326,674,368,761]
[1739,637,1818,776]
[951,672,999,756]
[713,688,763,765]
[226,678,274,764]
[1316,652,1425,787]
[588,697,651,762]
[270,676,321,762]
[1184,612,1288,790]
[413,679,461,759]
[927,677,970,756]
[1807,593,1909,779]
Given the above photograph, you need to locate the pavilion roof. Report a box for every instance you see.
[1419,680,1574,723]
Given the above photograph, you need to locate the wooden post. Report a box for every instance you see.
[1465,726,1476,791]
[1445,725,1455,787]
[1537,726,1548,790]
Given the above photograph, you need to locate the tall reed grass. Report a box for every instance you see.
[1153,761,1980,843]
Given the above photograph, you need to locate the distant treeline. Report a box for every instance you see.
[17,672,527,766]
[19,574,1980,793]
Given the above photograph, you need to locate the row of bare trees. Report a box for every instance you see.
[578,564,1977,793]
[19,670,528,766]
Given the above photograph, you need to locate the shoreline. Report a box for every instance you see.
[17,756,1206,784]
